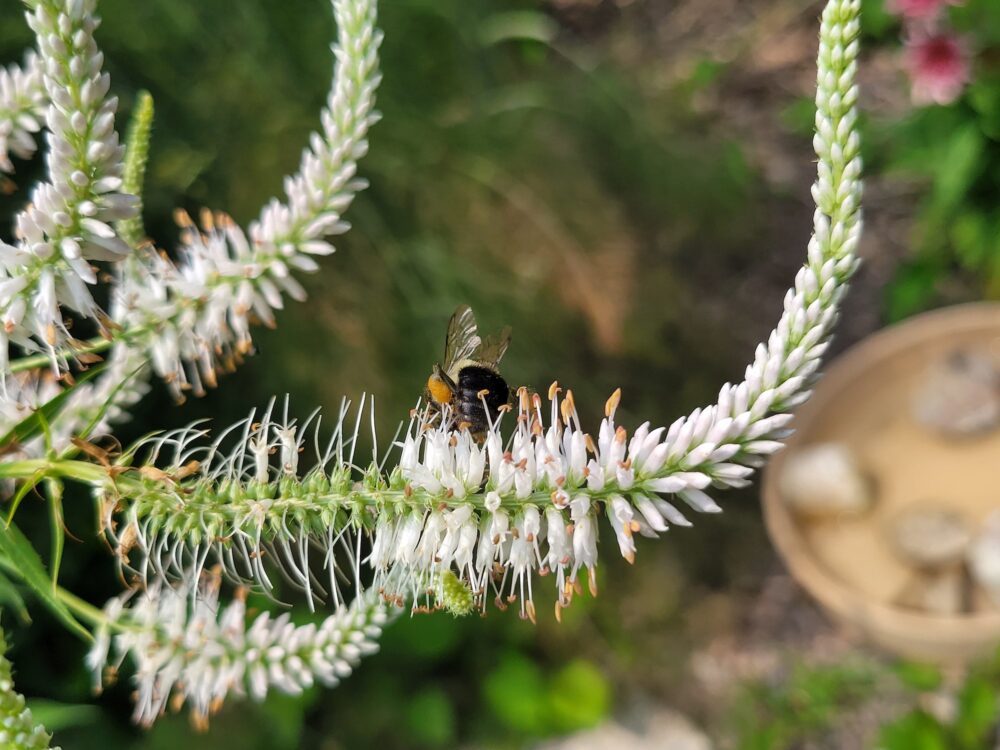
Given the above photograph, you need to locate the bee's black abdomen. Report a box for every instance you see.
[456,365,509,434]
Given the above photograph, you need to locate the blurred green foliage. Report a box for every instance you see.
[880,650,1000,750]
[730,649,1000,750]
[731,660,878,750]
[483,654,610,736]
[859,0,1000,318]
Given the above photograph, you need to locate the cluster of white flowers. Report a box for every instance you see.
[1,0,136,372]
[106,0,381,398]
[0,53,45,175]
[87,573,390,728]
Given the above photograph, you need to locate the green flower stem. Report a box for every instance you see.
[0,457,613,514]
[53,586,106,627]
[0,460,108,485]
[8,326,154,374]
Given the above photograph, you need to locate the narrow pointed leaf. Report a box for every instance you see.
[0,523,89,640]
[0,364,106,453]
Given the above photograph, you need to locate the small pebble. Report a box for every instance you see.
[912,350,1000,437]
[895,568,969,616]
[891,507,972,570]
[779,443,872,519]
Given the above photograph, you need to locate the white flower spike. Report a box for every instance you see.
[0,53,46,175]
[1,0,136,371]
[88,573,391,728]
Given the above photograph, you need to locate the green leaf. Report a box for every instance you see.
[893,661,943,692]
[483,653,546,734]
[967,76,1000,141]
[886,261,940,321]
[45,479,64,588]
[780,97,817,137]
[860,0,895,37]
[686,58,727,92]
[5,470,44,527]
[546,659,611,732]
[929,125,985,216]
[0,523,89,640]
[25,700,100,733]
[878,711,949,750]
[950,210,990,270]
[256,690,313,748]
[0,364,106,454]
[404,688,456,748]
[955,677,999,748]
[0,569,30,624]
[380,610,464,661]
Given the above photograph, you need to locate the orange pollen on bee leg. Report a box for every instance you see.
[427,376,453,405]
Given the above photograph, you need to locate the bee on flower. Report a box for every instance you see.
[424,304,512,441]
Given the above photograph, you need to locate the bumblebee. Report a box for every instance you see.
[425,305,511,438]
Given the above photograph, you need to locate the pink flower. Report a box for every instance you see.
[905,33,970,105]
[888,0,962,20]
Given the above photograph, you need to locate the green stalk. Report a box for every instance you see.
[54,586,108,626]
[8,325,154,373]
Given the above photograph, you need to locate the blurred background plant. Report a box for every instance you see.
[857,0,1000,319]
[730,647,1000,750]
[0,0,995,748]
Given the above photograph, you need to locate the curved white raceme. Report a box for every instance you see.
[1,0,136,373]
[91,0,380,398]
[87,574,391,728]
[250,0,381,262]
[0,53,46,175]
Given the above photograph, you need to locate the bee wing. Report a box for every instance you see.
[474,325,512,369]
[443,304,482,370]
